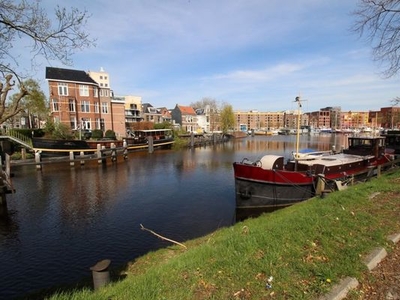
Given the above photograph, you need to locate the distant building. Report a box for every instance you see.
[171,104,198,132]
[122,95,143,131]
[234,110,285,131]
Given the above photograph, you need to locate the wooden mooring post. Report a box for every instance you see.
[111,143,117,162]
[0,154,14,210]
[123,140,128,159]
[35,151,42,170]
[148,136,154,153]
[69,151,75,166]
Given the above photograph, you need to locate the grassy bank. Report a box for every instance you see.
[46,169,400,300]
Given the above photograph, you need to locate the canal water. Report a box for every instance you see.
[0,133,346,299]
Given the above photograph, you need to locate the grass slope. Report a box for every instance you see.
[47,169,400,300]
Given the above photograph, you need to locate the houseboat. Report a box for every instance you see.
[125,129,174,150]
[233,135,393,217]
[232,97,395,218]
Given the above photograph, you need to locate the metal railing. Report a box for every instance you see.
[4,129,33,148]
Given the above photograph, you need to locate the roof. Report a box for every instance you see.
[177,105,196,115]
[46,67,98,85]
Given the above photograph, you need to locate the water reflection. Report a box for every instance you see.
[0,134,347,299]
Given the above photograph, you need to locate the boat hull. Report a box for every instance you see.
[233,163,315,211]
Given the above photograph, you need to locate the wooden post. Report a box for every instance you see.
[97,144,102,164]
[148,136,154,153]
[80,151,85,165]
[101,146,106,164]
[111,143,116,162]
[35,151,42,170]
[69,151,75,166]
[190,132,194,148]
[21,148,26,160]
[123,140,128,160]
[315,174,325,196]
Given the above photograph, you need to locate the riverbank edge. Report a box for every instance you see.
[25,168,400,299]
[318,233,400,300]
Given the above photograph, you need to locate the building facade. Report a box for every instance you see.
[234,110,285,132]
[171,104,198,132]
[46,67,126,138]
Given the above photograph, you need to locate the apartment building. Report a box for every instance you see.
[234,110,285,132]
[46,67,126,138]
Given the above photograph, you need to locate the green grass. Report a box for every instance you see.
[44,169,400,300]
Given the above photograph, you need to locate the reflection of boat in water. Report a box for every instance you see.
[232,97,395,219]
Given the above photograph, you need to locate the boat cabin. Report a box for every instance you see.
[343,136,386,158]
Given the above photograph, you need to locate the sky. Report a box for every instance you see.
[20,0,400,112]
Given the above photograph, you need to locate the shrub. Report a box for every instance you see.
[91,129,103,139]
[105,130,116,139]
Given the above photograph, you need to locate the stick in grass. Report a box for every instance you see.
[140,224,187,249]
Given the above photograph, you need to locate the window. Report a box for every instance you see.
[94,102,99,113]
[58,83,68,96]
[51,99,59,112]
[81,118,91,130]
[79,85,89,97]
[94,87,98,98]
[68,99,75,112]
[81,101,90,113]
[95,118,105,130]
[101,102,109,114]
[70,117,77,129]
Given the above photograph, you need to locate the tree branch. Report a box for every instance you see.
[140,224,187,249]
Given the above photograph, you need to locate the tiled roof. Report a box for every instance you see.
[178,105,196,115]
[46,67,98,85]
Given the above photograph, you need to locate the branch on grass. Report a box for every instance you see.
[140,224,187,249]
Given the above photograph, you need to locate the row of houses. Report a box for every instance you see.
[44,67,222,138]
[9,66,400,137]
[236,106,398,132]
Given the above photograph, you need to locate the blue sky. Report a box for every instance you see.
[32,0,399,112]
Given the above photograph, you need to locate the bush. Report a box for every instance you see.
[104,130,116,139]
[91,129,103,139]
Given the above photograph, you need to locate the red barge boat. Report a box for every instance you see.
[233,98,394,218]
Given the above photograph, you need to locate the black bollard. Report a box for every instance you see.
[90,259,111,290]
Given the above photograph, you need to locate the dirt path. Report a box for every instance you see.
[346,241,400,299]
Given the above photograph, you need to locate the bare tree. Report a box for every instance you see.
[352,0,400,78]
[0,0,94,124]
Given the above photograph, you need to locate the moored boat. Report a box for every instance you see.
[125,129,174,150]
[232,97,395,219]
[32,138,92,156]
[233,135,393,218]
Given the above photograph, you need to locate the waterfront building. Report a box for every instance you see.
[142,103,172,124]
[46,67,101,132]
[171,104,199,132]
[380,106,400,129]
[234,110,285,131]
[46,67,126,138]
